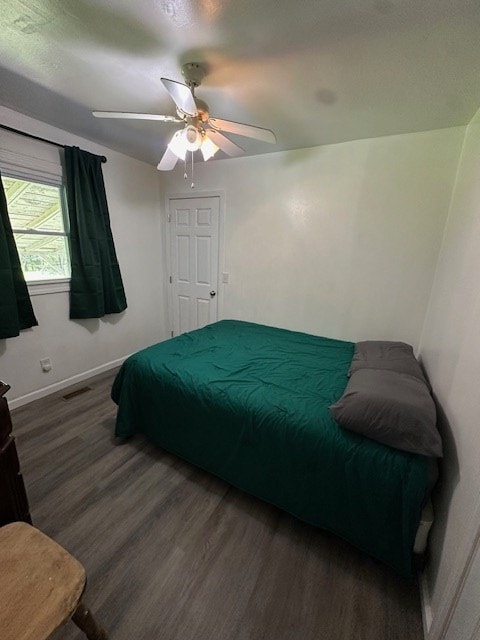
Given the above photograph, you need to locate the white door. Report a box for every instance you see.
[169,196,220,336]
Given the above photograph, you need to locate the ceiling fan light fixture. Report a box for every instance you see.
[168,130,187,160]
[201,135,219,161]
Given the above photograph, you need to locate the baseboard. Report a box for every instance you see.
[419,570,433,638]
[8,356,129,410]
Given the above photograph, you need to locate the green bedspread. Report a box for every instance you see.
[112,320,428,575]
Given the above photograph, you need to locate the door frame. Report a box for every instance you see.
[164,190,226,337]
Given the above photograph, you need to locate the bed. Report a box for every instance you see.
[112,319,429,576]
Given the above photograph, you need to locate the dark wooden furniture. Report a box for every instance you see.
[0,381,32,526]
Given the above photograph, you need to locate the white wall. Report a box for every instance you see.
[0,106,168,405]
[1,120,464,407]
[159,128,464,348]
[419,107,480,639]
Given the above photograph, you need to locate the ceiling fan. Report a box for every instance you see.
[92,62,276,171]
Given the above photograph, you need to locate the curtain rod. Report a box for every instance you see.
[0,123,107,163]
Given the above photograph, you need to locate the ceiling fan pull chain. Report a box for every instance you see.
[191,151,195,189]
[184,156,187,180]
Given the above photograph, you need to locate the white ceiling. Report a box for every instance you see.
[0,0,479,165]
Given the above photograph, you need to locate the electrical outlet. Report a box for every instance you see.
[40,358,52,373]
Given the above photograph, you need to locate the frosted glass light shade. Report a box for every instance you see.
[185,125,202,151]
[201,135,219,161]
[168,130,187,160]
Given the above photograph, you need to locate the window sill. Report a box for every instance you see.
[27,279,70,296]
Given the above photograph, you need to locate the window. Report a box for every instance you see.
[1,175,70,283]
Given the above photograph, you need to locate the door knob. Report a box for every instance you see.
[210,290,216,297]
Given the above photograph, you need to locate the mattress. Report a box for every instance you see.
[112,319,430,575]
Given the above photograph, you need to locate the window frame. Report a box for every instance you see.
[1,170,71,296]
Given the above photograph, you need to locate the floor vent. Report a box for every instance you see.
[62,386,92,400]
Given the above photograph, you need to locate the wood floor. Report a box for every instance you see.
[10,370,424,640]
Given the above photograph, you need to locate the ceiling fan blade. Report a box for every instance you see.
[205,130,244,157]
[161,78,197,116]
[93,111,181,122]
[157,147,179,171]
[209,118,276,144]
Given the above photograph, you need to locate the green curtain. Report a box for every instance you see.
[0,170,38,339]
[65,146,127,319]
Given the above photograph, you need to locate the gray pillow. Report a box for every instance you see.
[330,369,442,458]
[349,340,427,384]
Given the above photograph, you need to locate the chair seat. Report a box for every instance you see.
[0,522,86,640]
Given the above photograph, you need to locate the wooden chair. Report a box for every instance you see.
[0,522,107,640]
